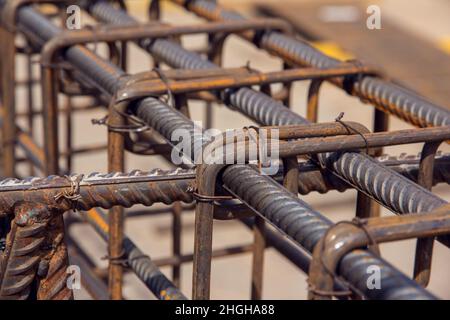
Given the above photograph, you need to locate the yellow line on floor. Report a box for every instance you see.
[438,37,450,55]
[310,41,354,61]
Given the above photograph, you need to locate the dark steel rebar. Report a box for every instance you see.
[0,153,448,211]
[84,208,187,300]
[169,0,450,128]
[221,165,436,300]
[1,0,448,300]
[82,1,449,220]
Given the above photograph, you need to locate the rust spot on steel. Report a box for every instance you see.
[0,202,50,299]
[308,204,450,300]
[0,0,449,301]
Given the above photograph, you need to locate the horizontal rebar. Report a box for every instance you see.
[0,153,448,215]
[84,208,187,300]
[170,0,450,128]
[0,169,194,215]
[221,165,436,300]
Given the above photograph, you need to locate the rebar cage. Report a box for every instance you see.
[0,0,449,300]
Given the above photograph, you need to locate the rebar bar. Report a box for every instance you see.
[169,0,450,128]
[0,0,449,301]
[84,208,187,300]
[221,165,436,299]
[83,1,450,219]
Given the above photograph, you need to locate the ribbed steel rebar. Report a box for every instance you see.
[0,153,448,207]
[221,165,436,300]
[296,152,450,195]
[17,6,124,94]
[171,0,450,128]
[0,203,49,300]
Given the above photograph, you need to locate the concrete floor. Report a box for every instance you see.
[13,0,450,299]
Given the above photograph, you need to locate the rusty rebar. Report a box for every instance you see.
[221,165,436,299]
[308,204,450,300]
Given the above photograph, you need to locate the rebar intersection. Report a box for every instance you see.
[0,0,449,300]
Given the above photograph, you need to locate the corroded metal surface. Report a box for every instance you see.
[0,203,50,299]
[0,0,449,301]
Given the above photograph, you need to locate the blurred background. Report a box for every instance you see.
[15,0,450,299]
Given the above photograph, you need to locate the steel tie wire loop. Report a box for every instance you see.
[335,112,370,155]
[183,0,197,10]
[54,174,84,210]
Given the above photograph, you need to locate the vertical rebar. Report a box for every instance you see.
[107,102,126,300]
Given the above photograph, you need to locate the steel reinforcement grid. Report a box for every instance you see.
[0,0,449,300]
